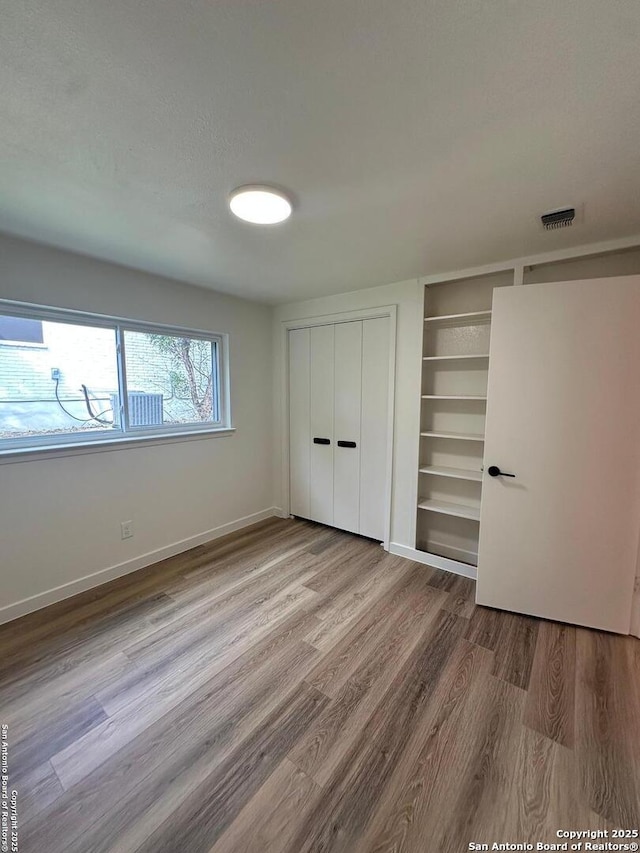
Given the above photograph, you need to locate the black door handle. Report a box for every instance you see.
[488,465,515,478]
[337,441,357,448]
[313,437,331,445]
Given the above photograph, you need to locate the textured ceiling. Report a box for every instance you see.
[1,0,640,303]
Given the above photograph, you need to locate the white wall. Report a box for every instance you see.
[0,234,274,620]
[272,278,423,549]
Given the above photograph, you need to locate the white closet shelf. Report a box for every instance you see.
[422,354,490,361]
[419,465,483,482]
[424,310,492,324]
[418,499,481,521]
[421,430,485,442]
[421,395,487,401]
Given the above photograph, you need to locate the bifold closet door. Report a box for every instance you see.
[309,324,335,526]
[288,317,391,541]
[333,321,362,534]
[360,316,390,540]
[477,276,640,634]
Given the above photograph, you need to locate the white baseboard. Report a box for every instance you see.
[389,543,478,580]
[0,507,284,626]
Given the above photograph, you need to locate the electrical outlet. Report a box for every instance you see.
[51,367,61,380]
[121,521,134,540]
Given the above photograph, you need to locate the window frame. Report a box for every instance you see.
[0,300,232,457]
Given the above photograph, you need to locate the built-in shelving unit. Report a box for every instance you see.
[420,430,485,441]
[421,395,487,401]
[422,354,489,361]
[417,270,514,569]
[418,499,481,521]
[419,465,483,482]
[411,241,640,577]
[424,309,492,324]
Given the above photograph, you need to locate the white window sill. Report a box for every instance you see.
[0,426,236,464]
[0,340,47,348]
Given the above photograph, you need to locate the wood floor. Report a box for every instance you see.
[1,517,639,853]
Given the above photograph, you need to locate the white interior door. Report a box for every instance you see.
[477,276,640,633]
[309,324,335,526]
[333,321,362,534]
[360,316,390,540]
[288,328,310,518]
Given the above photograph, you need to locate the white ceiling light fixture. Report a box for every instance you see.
[228,185,292,225]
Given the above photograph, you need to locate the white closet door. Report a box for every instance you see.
[360,316,390,540]
[288,328,311,518]
[333,321,362,534]
[477,276,640,634]
[309,324,335,526]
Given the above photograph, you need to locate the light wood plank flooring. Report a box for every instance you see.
[1,517,638,852]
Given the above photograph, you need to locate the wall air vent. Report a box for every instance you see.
[541,207,576,230]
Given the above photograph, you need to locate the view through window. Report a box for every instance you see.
[122,331,219,427]
[0,310,225,448]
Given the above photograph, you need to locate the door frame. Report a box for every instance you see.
[280,305,397,550]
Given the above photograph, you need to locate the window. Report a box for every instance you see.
[122,331,220,427]
[0,305,229,453]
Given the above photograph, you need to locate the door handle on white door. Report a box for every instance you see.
[337,441,357,448]
[488,465,516,478]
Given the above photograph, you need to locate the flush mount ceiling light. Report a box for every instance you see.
[228,185,292,224]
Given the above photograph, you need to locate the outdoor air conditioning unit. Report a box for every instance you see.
[110,392,164,427]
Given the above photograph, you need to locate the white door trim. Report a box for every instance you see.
[281,305,397,550]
